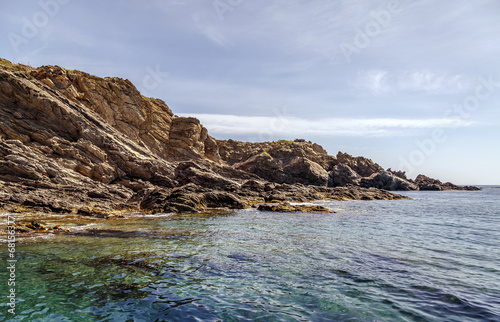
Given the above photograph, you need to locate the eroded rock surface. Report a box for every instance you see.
[0,59,477,215]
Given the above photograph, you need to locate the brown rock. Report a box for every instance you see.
[335,152,383,177]
[257,202,334,213]
[0,59,466,217]
[414,174,480,191]
[328,164,362,187]
[361,171,418,191]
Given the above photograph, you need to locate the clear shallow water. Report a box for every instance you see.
[1,187,500,321]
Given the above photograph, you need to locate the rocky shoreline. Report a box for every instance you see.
[0,58,478,217]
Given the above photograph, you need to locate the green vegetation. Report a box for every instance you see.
[141,96,167,106]
[260,151,271,157]
[141,95,161,102]
[0,59,13,67]
[276,139,294,145]
[0,59,24,72]
[274,139,308,146]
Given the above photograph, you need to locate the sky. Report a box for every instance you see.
[1,0,500,184]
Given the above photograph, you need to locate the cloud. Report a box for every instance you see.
[192,12,232,47]
[352,69,473,95]
[178,113,476,138]
[398,70,471,93]
[353,70,391,95]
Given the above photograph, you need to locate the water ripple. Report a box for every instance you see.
[1,188,499,321]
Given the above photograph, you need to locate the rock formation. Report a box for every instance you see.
[0,59,478,216]
[217,141,478,192]
[414,174,479,191]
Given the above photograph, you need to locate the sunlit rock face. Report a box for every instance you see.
[0,59,475,215]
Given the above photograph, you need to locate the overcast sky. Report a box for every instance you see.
[2,0,500,184]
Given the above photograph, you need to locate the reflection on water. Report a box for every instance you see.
[1,188,500,321]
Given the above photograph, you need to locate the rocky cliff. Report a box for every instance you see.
[0,59,477,216]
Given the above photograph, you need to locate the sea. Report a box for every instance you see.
[1,186,499,321]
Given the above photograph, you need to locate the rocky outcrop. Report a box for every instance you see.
[218,139,334,186]
[0,61,182,214]
[335,152,383,177]
[0,58,477,215]
[414,174,480,191]
[328,164,362,187]
[257,202,335,213]
[361,171,419,191]
[138,183,246,214]
[218,139,476,192]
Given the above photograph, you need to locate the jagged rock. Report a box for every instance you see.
[0,58,476,215]
[361,171,418,191]
[241,179,266,194]
[336,152,383,177]
[282,158,329,186]
[201,191,246,209]
[139,185,199,213]
[139,184,246,213]
[219,139,334,171]
[0,61,179,213]
[14,221,70,233]
[257,202,334,213]
[169,117,217,160]
[328,164,362,187]
[414,174,480,191]
[233,153,287,183]
[226,142,332,186]
[26,221,48,231]
[174,161,240,190]
[387,168,409,180]
[138,188,170,211]
[257,202,298,212]
[414,174,443,191]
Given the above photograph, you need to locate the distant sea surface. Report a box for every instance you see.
[1,186,499,321]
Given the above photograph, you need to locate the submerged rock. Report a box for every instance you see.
[13,221,70,233]
[257,202,335,213]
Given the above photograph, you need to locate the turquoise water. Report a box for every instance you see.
[1,187,500,321]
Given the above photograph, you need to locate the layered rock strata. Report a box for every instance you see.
[0,59,477,216]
